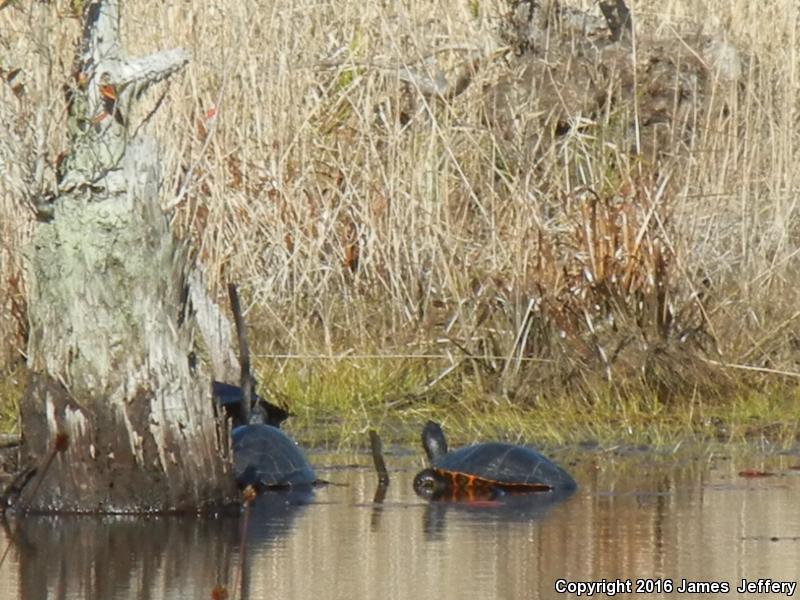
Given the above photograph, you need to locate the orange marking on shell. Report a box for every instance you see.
[437,468,553,496]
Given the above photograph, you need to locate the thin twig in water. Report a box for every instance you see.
[0,433,69,569]
[233,485,257,600]
[369,430,389,488]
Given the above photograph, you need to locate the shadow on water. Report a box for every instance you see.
[12,513,238,598]
[239,490,312,599]
[244,489,312,543]
[7,490,312,599]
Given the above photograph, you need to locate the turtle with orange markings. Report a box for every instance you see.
[413,421,576,501]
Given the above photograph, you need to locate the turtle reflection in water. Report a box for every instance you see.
[413,421,576,501]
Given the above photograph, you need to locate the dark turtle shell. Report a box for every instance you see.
[232,424,316,489]
[414,421,576,500]
[433,442,576,491]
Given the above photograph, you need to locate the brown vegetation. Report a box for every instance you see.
[1,0,799,430]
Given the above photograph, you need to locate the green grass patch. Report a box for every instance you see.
[253,357,800,451]
[3,357,797,451]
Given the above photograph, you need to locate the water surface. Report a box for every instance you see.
[2,449,799,599]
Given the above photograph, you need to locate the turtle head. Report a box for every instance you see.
[249,396,290,427]
[248,401,268,425]
[413,468,447,500]
[421,420,448,462]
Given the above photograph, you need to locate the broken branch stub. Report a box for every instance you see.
[22,0,236,512]
[51,1,189,205]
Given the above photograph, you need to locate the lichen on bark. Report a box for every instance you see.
[20,0,236,512]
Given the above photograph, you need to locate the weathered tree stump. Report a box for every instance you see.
[19,0,237,512]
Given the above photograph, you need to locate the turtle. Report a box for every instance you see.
[213,284,316,490]
[230,422,316,489]
[413,421,576,500]
[214,382,317,489]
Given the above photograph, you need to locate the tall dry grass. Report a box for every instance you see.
[1,0,799,408]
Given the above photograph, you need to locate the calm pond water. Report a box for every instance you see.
[1,447,800,599]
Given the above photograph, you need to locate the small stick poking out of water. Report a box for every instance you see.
[369,430,389,503]
[0,432,70,569]
[234,485,257,600]
[369,430,389,486]
[23,433,70,510]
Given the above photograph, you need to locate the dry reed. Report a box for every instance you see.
[1,0,799,416]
